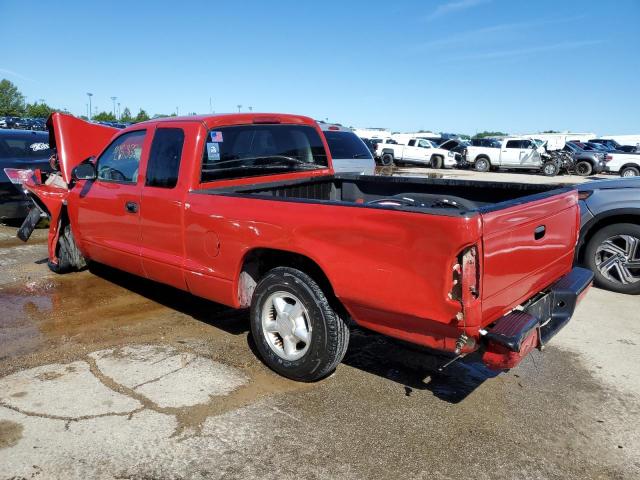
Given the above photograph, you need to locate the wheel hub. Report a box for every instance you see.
[261,291,312,361]
[595,234,640,285]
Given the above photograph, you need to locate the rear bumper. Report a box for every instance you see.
[481,267,593,370]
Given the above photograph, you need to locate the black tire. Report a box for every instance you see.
[47,223,86,274]
[430,155,443,169]
[585,223,640,295]
[380,153,394,167]
[542,161,559,176]
[250,267,350,381]
[474,157,490,172]
[620,166,640,177]
[574,160,593,176]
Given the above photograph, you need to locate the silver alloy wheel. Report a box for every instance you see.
[476,159,488,171]
[261,291,312,361]
[544,163,556,175]
[595,234,640,285]
[622,169,637,177]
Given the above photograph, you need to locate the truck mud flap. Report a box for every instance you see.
[17,206,43,242]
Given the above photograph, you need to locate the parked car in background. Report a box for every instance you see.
[562,142,607,176]
[360,138,377,157]
[604,151,640,177]
[319,123,375,175]
[463,137,560,176]
[0,116,20,129]
[438,139,468,167]
[0,129,52,220]
[590,138,637,153]
[377,138,456,168]
[577,177,640,294]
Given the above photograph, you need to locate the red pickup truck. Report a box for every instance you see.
[18,113,592,381]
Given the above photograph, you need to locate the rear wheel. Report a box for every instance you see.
[542,161,559,176]
[250,267,350,381]
[475,157,490,172]
[574,160,593,176]
[380,153,394,167]
[585,223,640,294]
[430,155,443,169]
[621,166,640,177]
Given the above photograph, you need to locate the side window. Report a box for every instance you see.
[408,139,416,146]
[146,128,184,188]
[505,140,521,149]
[97,131,146,183]
[520,140,531,149]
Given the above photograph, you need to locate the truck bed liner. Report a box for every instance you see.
[198,174,573,216]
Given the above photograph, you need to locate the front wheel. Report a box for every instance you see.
[250,267,350,381]
[542,161,560,176]
[574,160,593,176]
[47,224,87,274]
[430,156,443,169]
[621,166,640,177]
[380,153,394,167]
[585,223,640,294]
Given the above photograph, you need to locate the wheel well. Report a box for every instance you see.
[381,149,394,156]
[476,155,490,163]
[237,248,345,315]
[620,163,640,171]
[578,214,640,262]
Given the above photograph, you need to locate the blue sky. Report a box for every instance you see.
[2,0,639,134]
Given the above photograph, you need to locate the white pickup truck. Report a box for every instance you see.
[376,138,457,168]
[604,152,640,177]
[463,137,560,176]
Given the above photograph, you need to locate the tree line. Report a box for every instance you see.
[0,78,174,123]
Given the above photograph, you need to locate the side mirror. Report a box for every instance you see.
[72,158,97,181]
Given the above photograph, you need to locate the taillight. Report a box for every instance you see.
[3,168,34,185]
[606,154,613,162]
[328,126,340,131]
[252,116,281,124]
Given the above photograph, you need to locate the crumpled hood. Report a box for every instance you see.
[47,113,118,184]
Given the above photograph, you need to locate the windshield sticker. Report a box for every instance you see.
[210,131,223,142]
[30,142,49,152]
[207,142,220,161]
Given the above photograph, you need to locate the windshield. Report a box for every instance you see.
[323,131,372,160]
[201,124,328,181]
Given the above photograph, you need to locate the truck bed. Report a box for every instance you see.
[201,174,572,216]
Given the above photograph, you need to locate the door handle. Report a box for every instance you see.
[125,201,139,214]
[534,225,546,240]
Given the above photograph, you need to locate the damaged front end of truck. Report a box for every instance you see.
[15,113,117,271]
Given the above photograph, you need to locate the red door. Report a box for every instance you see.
[139,122,200,290]
[75,129,150,276]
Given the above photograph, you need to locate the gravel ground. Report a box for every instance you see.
[0,169,638,479]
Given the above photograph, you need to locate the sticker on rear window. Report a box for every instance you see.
[210,131,223,142]
[206,142,220,161]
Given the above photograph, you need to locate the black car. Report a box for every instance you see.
[0,130,53,220]
[577,177,640,294]
[590,138,637,153]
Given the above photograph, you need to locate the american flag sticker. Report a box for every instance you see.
[210,131,223,142]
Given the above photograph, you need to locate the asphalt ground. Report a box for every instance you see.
[0,168,638,480]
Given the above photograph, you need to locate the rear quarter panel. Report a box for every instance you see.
[182,193,482,348]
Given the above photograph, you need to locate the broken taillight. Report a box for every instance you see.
[3,168,34,185]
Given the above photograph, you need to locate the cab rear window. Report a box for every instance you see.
[201,124,328,182]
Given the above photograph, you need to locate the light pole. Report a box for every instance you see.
[237,104,242,112]
[248,106,253,112]
[111,97,117,119]
[86,93,93,120]
[117,102,121,120]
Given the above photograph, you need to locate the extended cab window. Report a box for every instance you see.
[146,128,184,188]
[201,124,328,182]
[506,140,522,149]
[97,131,145,183]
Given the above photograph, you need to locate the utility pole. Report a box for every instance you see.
[176,106,179,116]
[117,102,121,120]
[237,104,242,113]
[111,97,117,118]
[86,93,93,120]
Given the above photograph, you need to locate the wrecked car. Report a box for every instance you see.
[16,112,592,381]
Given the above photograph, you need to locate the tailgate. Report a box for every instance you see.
[480,189,579,323]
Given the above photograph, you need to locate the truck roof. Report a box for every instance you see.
[133,113,318,130]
